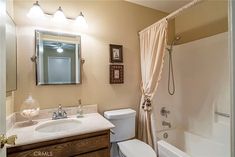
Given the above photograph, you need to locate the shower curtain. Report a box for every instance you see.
[138,19,168,149]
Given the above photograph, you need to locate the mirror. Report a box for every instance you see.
[6,14,17,92]
[35,30,81,85]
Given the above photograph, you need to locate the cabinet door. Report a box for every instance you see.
[74,149,109,157]
[8,133,110,157]
[6,13,17,92]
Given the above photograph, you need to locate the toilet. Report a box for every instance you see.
[104,108,156,157]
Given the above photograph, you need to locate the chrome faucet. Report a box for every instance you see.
[52,104,67,120]
[162,121,171,128]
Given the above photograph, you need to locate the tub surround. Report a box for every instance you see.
[153,32,229,137]
[6,104,114,147]
[157,127,230,157]
[153,32,230,157]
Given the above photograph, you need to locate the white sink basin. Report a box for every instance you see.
[35,119,81,133]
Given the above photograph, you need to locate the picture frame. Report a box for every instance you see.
[110,44,123,63]
[110,65,124,84]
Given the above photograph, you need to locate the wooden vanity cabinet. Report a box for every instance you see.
[7,130,110,157]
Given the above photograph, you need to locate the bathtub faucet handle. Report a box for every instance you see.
[161,107,170,118]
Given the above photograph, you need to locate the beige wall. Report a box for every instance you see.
[13,0,168,113]
[175,0,228,44]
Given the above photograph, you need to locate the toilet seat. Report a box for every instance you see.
[117,139,156,157]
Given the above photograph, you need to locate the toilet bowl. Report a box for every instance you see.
[104,108,156,157]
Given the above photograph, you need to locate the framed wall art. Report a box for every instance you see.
[110,65,124,84]
[110,44,123,63]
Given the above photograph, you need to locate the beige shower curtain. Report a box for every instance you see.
[138,19,168,148]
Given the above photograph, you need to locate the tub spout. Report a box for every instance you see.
[162,121,171,128]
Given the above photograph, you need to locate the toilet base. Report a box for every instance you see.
[110,142,119,157]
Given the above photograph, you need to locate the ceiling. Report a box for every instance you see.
[126,0,192,13]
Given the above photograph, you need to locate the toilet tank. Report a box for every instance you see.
[104,108,136,142]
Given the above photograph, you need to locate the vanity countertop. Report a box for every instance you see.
[6,113,114,147]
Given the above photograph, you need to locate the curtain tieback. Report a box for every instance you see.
[142,95,152,111]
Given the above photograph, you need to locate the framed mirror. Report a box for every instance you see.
[6,14,17,91]
[35,30,81,85]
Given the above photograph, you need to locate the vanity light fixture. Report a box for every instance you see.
[27,1,44,18]
[52,7,66,23]
[75,12,88,28]
[28,1,88,27]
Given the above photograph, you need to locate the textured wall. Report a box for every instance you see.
[13,0,169,113]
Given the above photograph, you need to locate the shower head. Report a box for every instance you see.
[167,36,181,52]
[171,36,181,46]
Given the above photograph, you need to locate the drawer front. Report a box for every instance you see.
[8,134,109,157]
[74,149,109,157]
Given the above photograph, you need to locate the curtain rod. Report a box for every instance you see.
[139,0,203,35]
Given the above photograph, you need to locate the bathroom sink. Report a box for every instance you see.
[35,119,81,133]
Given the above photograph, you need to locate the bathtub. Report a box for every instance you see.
[157,128,230,157]
[158,140,190,157]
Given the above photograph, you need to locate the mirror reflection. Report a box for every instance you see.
[35,30,81,85]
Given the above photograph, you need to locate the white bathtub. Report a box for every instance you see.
[158,140,190,157]
[157,128,230,157]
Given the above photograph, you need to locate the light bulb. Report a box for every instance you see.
[53,6,66,23]
[27,1,44,19]
[75,12,88,29]
[57,47,63,53]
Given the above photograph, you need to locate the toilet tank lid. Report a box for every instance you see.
[104,108,136,120]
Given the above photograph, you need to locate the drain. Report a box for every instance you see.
[163,132,168,139]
